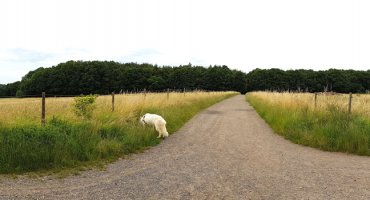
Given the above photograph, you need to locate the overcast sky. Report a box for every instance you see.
[1,0,369,84]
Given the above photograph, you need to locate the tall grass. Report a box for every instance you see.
[246,92,370,156]
[0,92,237,173]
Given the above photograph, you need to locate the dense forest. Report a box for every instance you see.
[246,68,370,93]
[0,61,248,96]
[0,60,369,97]
[0,81,20,97]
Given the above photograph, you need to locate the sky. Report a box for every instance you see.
[0,0,369,84]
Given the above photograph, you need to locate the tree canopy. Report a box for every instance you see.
[0,81,20,97]
[7,61,248,96]
[246,68,370,93]
[0,61,369,97]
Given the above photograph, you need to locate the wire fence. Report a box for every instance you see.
[0,88,213,99]
[0,89,226,125]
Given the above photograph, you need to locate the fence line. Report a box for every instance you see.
[4,91,357,126]
[312,92,355,115]
[41,92,46,125]
[348,93,353,114]
[0,88,221,99]
[112,92,115,112]
[29,89,225,125]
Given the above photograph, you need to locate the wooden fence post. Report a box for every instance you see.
[314,92,317,108]
[348,92,352,114]
[112,92,115,112]
[41,92,46,125]
[167,88,170,100]
[144,88,147,98]
[183,88,186,96]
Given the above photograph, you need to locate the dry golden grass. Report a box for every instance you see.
[0,91,237,126]
[248,91,370,118]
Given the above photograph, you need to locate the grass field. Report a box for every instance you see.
[0,91,237,174]
[246,92,370,156]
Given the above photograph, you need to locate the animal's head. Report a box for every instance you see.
[139,114,146,125]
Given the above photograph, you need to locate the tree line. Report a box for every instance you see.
[0,61,369,97]
[0,61,248,96]
[246,68,370,93]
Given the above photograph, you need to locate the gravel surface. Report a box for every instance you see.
[1,95,370,200]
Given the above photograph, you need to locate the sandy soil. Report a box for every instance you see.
[1,95,369,200]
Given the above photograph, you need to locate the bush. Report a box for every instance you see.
[16,90,24,97]
[73,95,98,119]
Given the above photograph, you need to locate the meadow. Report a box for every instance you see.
[246,92,370,156]
[0,91,237,174]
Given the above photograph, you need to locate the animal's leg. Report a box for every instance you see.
[160,124,169,137]
[154,124,162,138]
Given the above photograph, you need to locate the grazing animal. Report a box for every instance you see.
[140,113,169,138]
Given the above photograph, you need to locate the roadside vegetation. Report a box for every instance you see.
[0,91,237,174]
[246,92,370,156]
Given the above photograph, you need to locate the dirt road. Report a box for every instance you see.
[1,95,369,199]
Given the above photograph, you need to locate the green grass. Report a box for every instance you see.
[246,94,370,156]
[0,93,236,174]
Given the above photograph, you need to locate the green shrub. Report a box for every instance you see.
[73,95,98,119]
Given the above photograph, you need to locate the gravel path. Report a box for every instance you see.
[1,95,370,200]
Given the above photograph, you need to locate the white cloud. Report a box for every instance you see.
[0,0,369,84]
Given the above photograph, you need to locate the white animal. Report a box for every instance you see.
[139,113,169,138]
